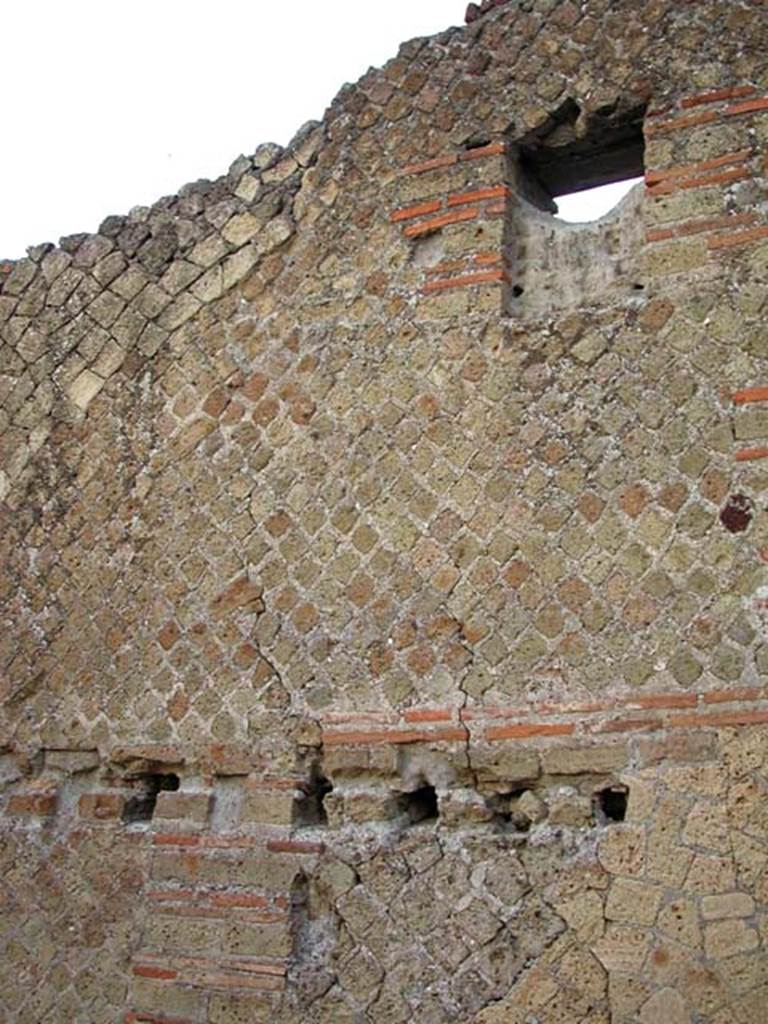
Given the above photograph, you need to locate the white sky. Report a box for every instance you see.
[2,1,634,259]
[2,1,457,258]
[556,177,643,222]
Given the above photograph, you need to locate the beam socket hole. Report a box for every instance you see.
[398,784,439,825]
[122,772,180,824]
[594,784,628,824]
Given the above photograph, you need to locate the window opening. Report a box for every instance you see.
[518,98,646,212]
[507,97,648,313]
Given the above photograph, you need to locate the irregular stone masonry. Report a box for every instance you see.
[465,0,516,24]
[2,1,768,1022]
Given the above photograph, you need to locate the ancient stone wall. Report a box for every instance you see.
[1,1,767,1021]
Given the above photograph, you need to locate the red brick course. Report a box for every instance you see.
[646,212,757,244]
[403,206,480,239]
[447,185,509,207]
[681,85,757,108]
[708,224,768,250]
[320,686,768,748]
[390,199,442,223]
[733,386,768,405]
[735,446,768,462]
[646,165,752,197]
[421,268,507,293]
[645,149,752,185]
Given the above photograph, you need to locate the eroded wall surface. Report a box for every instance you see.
[1,1,768,1021]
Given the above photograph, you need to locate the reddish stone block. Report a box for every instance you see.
[629,693,697,710]
[242,371,269,402]
[133,965,178,981]
[618,483,651,518]
[289,395,316,425]
[7,791,57,817]
[209,575,264,619]
[202,386,228,418]
[157,621,180,650]
[251,396,280,426]
[404,708,453,723]
[79,792,126,820]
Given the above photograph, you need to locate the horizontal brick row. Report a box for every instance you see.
[646,212,757,244]
[645,217,768,258]
[680,84,757,109]
[135,954,286,978]
[151,833,325,856]
[645,149,753,193]
[404,205,480,238]
[423,250,503,279]
[390,198,442,223]
[402,141,506,176]
[147,889,286,912]
[321,685,768,747]
[646,164,752,198]
[389,168,508,296]
[733,386,768,405]
[447,185,509,208]
[735,446,768,462]
[421,267,508,294]
[140,901,285,924]
[400,196,506,239]
[390,162,509,307]
[323,725,468,746]
[643,83,768,260]
[646,92,768,136]
[391,187,510,226]
[708,223,768,250]
[126,948,287,1024]
[132,957,285,992]
[325,686,763,726]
